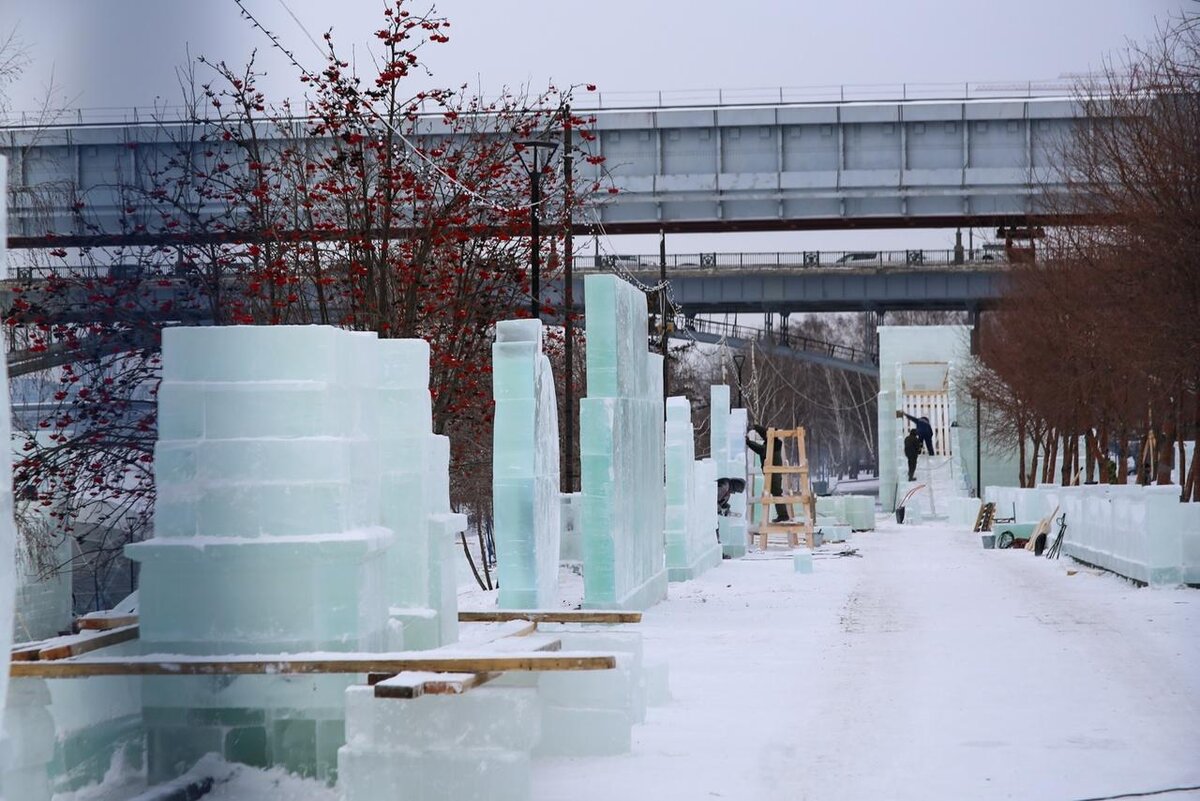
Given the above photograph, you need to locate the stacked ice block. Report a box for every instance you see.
[664,398,721,581]
[722,401,749,558]
[579,275,667,610]
[376,338,463,650]
[713,387,749,558]
[127,325,462,782]
[492,319,561,609]
[340,686,540,801]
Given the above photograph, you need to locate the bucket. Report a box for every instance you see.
[980,534,996,549]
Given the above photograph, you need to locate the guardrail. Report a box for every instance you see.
[578,249,1009,272]
[680,316,878,366]
[0,80,1077,128]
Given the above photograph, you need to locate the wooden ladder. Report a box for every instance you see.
[973,501,996,532]
[755,427,815,550]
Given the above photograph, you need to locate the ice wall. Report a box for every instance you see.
[0,155,16,795]
[664,398,721,581]
[492,319,561,609]
[579,275,667,610]
[127,325,461,782]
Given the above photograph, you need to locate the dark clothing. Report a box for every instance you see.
[903,431,920,481]
[903,413,935,457]
[747,425,789,521]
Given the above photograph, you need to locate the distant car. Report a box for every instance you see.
[835,252,879,264]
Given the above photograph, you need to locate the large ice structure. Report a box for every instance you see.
[579,275,667,610]
[492,319,561,609]
[712,386,749,558]
[126,325,462,782]
[877,325,999,515]
[664,398,721,580]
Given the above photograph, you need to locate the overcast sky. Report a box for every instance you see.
[4,0,1194,250]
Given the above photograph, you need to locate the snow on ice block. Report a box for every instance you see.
[793,549,814,573]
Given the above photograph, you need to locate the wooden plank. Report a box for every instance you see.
[458,610,641,625]
[752,495,812,505]
[457,619,538,644]
[764,466,810,474]
[37,625,139,661]
[374,671,500,699]
[374,636,564,699]
[12,643,44,662]
[76,614,139,631]
[11,651,617,679]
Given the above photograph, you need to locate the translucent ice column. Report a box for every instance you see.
[127,326,396,782]
[492,319,561,609]
[715,387,749,558]
[579,275,667,610]
[665,398,721,581]
[377,339,464,650]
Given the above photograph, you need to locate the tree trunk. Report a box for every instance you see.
[1018,420,1028,488]
[1085,429,1097,483]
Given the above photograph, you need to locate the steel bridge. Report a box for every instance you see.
[2,92,1082,248]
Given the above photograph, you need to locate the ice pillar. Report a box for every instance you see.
[664,398,721,581]
[579,275,667,610]
[715,387,749,558]
[376,339,464,650]
[492,319,561,609]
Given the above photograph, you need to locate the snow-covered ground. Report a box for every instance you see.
[534,519,1200,801]
[56,518,1200,800]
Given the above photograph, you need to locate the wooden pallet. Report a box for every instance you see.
[755,427,815,550]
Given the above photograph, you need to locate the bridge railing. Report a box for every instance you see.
[579,249,1008,272]
[680,316,878,366]
[0,80,1078,128]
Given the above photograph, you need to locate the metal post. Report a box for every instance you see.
[563,106,575,493]
[529,170,541,320]
[660,230,668,406]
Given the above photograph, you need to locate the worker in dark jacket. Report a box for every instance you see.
[897,412,934,457]
[746,424,789,522]
[903,428,921,481]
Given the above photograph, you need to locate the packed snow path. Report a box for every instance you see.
[535,520,1200,801]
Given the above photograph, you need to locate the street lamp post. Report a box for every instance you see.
[514,140,559,320]
[732,353,746,408]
